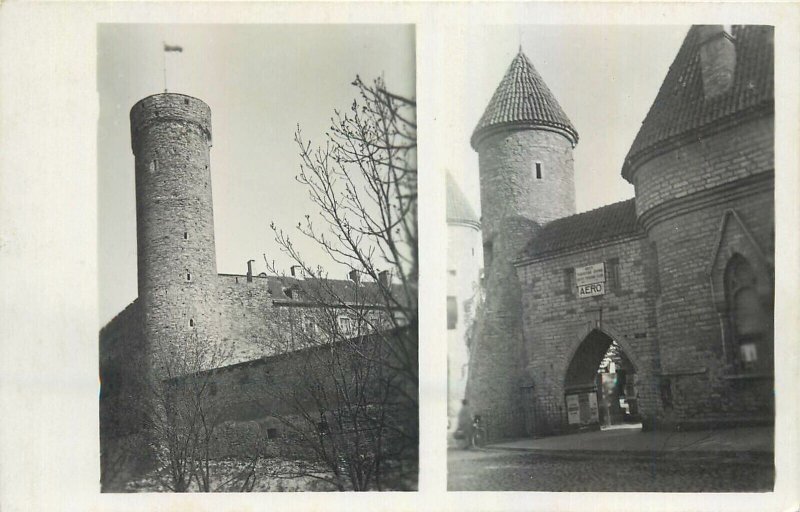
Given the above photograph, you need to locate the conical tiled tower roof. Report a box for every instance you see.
[622,25,773,181]
[446,172,480,228]
[471,49,578,149]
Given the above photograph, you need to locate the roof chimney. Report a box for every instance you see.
[246,259,255,283]
[290,265,302,278]
[348,269,361,284]
[697,25,736,100]
[378,270,391,288]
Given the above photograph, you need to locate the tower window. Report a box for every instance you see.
[184,98,190,105]
[189,318,194,327]
[483,241,494,268]
[447,296,458,330]
[186,273,192,282]
[183,231,188,240]
[535,162,542,179]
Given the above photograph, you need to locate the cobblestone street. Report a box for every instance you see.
[448,448,774,492]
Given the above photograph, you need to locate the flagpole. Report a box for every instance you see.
[162,42,167,93]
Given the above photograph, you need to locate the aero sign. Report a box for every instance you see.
[576,262,605,298]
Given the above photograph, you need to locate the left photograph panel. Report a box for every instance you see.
[98,24,417,492]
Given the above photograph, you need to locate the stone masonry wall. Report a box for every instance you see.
[516,236,662,434]
[131,94,222,376]
[646,187,774,426]
[632,115,773,222]
[466,216,538,440]
[477,129,576,240]
[631,114,775,427]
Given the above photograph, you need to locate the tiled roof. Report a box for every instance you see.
[471,49,578,148]
[622,25,774,181]
[518,198,642,261]
[446,172,480,227]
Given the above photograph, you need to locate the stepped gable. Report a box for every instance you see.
[518,198,642,261]
[446,172,480,227]
[471,48,579,148]
[622,25,774,181]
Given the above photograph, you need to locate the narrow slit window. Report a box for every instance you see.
[183,231,188,240]
[535,162,542,179]
[189,318,194,327]
[186,273,191,282]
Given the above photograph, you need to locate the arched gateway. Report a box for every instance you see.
[563,329,641,429]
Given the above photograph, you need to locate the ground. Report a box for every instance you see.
[447,448,774,492]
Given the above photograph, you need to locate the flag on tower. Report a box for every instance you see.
[164,43,183,52]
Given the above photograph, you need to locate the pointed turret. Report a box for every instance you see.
[466,49,579,439]
[622,25,773,182]
[472,49,578,149]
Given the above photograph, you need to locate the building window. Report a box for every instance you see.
[535,162,542,179]
[447,296,458,330]
[725,254,769,373]
[483,241,494,268]
[183,231,188,240]
[338,316,354,335]
[606,258,620,292]
[186,273,192,282]
[149,160,157,173]
[563,268,575,294]
[304,317,317,335]
[189,318,194,327]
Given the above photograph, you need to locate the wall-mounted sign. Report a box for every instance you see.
[566,394,581,424]
[567,392,600,425]
[575,262,605,286]
[577,282,605,298]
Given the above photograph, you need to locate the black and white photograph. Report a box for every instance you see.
[447,25,777,492]
[97,24,417,492]
[1,2,800,512]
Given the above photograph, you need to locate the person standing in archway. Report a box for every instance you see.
[456,399,474,449]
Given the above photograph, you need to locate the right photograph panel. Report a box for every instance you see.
[447,25,775,492]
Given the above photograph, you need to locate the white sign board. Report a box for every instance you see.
[566,394,580,425]
[577,282,605,298]
[575,262,605,286]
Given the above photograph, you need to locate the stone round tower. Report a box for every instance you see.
[466,49,578,438]
[130,93,221,375]
[621,26,775,427]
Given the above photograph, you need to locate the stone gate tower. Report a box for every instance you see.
[467,50,579,437]
[130,93,222,375]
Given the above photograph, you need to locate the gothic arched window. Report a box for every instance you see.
[724,254,769,373]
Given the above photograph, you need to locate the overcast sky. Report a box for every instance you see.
[98,24,415,326]
[447,25,690,219]
[98,24,691,327]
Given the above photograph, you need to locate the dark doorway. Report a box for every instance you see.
[564,329,640,430]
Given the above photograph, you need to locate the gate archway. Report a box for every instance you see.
[563,328,640,429]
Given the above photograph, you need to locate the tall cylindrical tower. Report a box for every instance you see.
[466,49,578,438]
[130,93,220,375]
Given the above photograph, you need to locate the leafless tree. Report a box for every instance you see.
[136,332,261,492]
[258,76,418,490]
